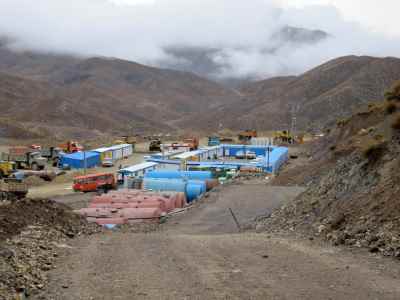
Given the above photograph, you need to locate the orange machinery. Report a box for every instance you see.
[59,141,83,153]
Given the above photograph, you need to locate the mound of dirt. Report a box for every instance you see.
[257,96,400,259]
[0,199,100,299]
[24,175,47,187]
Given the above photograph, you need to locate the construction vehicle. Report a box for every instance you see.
[2,147,47,170]
[274,131,295,144]
[118,136,137,146]
[0,178,28,201]
[149,139,162,152]
[39,147,62,166]
[59,141,83,153]
[238,130,257,143]
[73,173,116,193]
[183,137,199,151]
[0,161,16,178]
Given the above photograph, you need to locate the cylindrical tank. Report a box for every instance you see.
[90,200,168,212]
[186,180,207,202]
[143,178,187,193]
[145,170,213,181]
[101,190,187,209]
[143,178,206,202]
[119,207,162,220]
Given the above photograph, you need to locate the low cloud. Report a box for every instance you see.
[1,0,399,80]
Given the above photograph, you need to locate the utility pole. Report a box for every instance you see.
[290,104,300,143]
[83,145,87,175]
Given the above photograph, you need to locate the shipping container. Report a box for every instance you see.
[92,144,133,162]
[59,151,101,169]
[145,170,213,181]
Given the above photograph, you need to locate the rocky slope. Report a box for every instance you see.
[2,40,400,140]
[0,52,242,139]
[258,81,400,258]
[196,56,400,132]
[0,199,99,300]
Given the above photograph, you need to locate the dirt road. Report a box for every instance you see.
[37,183,400,300]
[27,153,146,199]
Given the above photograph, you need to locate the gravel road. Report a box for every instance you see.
[36,182,400,300]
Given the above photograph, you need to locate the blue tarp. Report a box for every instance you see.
[59,151,101,169]
[264,147,289,173]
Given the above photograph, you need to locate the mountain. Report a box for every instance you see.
[189,56,400,132]
[158,26,329,83]
[1,38,400,140]
[0,53,242,139]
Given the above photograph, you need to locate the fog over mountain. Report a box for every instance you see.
[1,0,400,80]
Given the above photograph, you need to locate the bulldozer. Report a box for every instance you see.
[149,139,162,152]
[0,178,28,202]
[115,136,137,147]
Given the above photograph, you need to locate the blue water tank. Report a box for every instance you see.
[145,170,213,181]
[143,178,187,193]
[186,180,207,202]
[143,178,206,202]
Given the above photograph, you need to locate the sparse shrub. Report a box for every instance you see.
[391,114,400,130]
[336,118,349,127]
[385,80,400,102]
[362,140,387,161]
[385,102,397,115]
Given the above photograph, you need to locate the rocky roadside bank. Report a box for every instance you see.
[0,199,100,300]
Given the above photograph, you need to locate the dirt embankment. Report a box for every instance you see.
[0,199,99,300]
[257,92,400,259]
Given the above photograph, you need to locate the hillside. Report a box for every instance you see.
[2,46,400,140]
[190,56,400,132]
[0,55,242,139]
[258,82,400,258]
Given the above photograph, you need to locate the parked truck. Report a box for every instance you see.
[2,147,47,170]
[0,178,28,201]
[238,130,257,143]
[40,147,62,166]
[59,141,83,153]
[183,137,199,151]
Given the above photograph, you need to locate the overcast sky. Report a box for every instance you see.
[0,0,399,79]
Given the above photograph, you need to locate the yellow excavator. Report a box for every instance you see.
[0,161,16,179]
[274,131,295,144]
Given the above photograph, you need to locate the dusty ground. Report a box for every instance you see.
[27,153,146,199]
[34,182,400,300]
